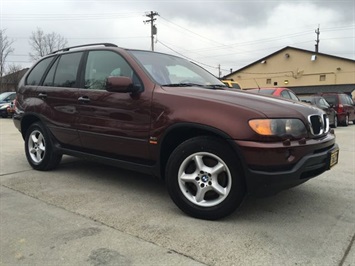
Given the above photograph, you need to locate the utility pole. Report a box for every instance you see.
[315,26,320,53]
[218,64,221,78]
[144,11,159,51]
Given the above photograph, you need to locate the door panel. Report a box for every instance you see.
[77,89,151,159]
[76,50,151,159]
[38,52,83,147]
[37,86,80,146]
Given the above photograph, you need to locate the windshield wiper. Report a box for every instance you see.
[205,84,227,89]
[162,83,205,87]
[162,83,227,89]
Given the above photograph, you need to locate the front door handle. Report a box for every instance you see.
[78,96,90,103]
[38,93,47,99]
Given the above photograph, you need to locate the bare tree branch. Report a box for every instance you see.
[0,29,15,80]
[29,27,68,61]
[0,29,15,91]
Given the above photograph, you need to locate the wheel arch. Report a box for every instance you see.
[20,114,42,140]
[158,123,246,180]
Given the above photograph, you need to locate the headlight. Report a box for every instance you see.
[249,118,307,138]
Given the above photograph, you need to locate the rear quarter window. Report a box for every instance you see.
[281,90,291,99]
[340,94,352,105]
[26,57,54,86]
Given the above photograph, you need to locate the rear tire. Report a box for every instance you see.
[25,122,62,171]
[165,136,245,220]
[332,115,337,128]
[343,115,349,127]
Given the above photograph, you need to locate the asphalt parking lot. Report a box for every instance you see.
[1,118,354,266]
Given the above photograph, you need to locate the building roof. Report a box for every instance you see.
[224,46,355,78]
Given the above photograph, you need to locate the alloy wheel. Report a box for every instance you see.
[178,152,232,207]
[28,130,46,164]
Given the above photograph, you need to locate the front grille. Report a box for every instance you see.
[308,114,329,136]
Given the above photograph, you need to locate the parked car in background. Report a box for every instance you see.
[321,93,355,126]
[247,87,299,101]
[0,102,13,118]
[0,91,16,104]
[299,95,338,128]
[13,43,339,220]
[0,92,16,118]
[221,79,241,89]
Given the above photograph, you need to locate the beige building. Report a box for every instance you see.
[224,46,355,98]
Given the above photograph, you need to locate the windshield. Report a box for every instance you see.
[0,92,12,101]
[129,50,225,87]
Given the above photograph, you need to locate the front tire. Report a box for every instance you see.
[25,122,62,171]
[165,136,245,220]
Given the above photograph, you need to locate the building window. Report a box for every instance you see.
[320,74,326,81]
[266,78,271,84]
[274,82,278,86]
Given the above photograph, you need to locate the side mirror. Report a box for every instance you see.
[105,76,139,93]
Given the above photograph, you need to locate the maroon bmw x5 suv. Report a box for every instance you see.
[14,43,339,220]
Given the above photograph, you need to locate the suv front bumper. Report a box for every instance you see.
[232,137,339,196]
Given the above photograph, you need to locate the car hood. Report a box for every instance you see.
[162,86,323,118]
[0,102,10,107]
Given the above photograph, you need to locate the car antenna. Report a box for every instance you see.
[253,78,261,92]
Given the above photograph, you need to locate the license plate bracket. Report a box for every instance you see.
[328,148,339,169]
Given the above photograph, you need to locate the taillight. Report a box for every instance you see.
[337,104,344,113]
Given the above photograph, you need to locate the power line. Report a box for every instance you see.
[9,36,150,40]
[157,17,354,55]
[1,12,141,21]
[159,16,226,47]
[157,40,221,71]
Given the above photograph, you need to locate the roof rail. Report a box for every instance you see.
[51,43,118,54]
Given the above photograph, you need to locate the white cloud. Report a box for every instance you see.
[1,0,354,76]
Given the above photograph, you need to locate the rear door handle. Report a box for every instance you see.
[38,93,47,99]
[78,96,90,103]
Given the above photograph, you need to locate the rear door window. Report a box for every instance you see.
[43,52,83,88]
[323,95,337,106]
